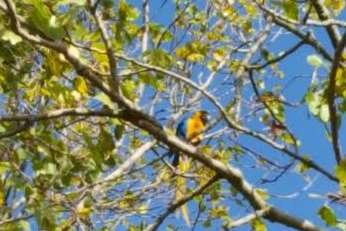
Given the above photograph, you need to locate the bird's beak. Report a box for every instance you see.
[206,114,211,122]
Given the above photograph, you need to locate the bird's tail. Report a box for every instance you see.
[168,151,179,167]
[175,157,191,226]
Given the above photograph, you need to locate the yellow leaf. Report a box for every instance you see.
[325,0,345,14]
[74,76,88,95]
[0,191,4,206]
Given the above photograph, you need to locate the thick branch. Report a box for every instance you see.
[327,32,346,164]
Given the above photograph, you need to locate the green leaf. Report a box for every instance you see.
[144,49,173,68]
[1,30,22,45]
[319,104,330,123]
[255,188,269,201]
[318,205,337,227]
[336,160,346,195]
[282,0,298,20]
[251,218,267,231]
[305,89,330,123]
[57,0,86,6]
[114,124,125,140]
[98,128,115,153]
[119,0,140,22]
[295,155,311,173]
[29,0,64,40]
[121,79,137,101]
[139,73,165,91]
[0,162,10,174]
[176,41,209,62]
[94,92,115,109]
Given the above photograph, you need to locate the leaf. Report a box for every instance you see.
[282,0,298,20]
[305,88,330,123]
[144,49,173,68]
[0,162,10,174]
[336,160,346,195]
[121,79,137,101]
[295,155,311,173]
[255,188,269,201]
[74,76,88,95]
[139,73,165,91]
[318,205,337,227]
[176,41,209,62]
[29,0,64,40]
[1,30,22,45]
[251,218,267,231]
[319,104,330,123]
[94,92,115,109]
[212,48,227,62]
[114,124,125,140]
[307,55,323,67]
[98,128,115,153]
[57,0,86,6]
[119,0,140,22]
[325,0,345,14]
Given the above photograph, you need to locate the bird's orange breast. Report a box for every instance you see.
[186,117,205,144]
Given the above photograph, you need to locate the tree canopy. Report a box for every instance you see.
[0,0,345,230]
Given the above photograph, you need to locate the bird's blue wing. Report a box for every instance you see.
[170,119,187,166]
[176,119,187,139]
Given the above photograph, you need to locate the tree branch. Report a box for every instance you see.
[87,0,119,91]
[327,32,346,164]
[310,0,341,48]
[0,108,120,122]
[254,0,333,62]
[225,208,270,229]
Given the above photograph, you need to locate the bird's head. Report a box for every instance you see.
[193,110,209,125]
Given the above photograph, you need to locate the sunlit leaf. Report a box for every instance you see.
[307,54,323,67]
[251,218,267,231]
[318,205,337,227]
[1,30,22,45]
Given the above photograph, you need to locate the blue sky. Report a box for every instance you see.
[18,0,345,230]
[134,1,346,230]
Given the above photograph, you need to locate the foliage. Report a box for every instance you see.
[0,0,345,230]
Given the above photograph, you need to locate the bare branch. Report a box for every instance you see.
[87,0,119,91]
[249,40,305,70]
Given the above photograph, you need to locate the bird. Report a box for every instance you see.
[170,110,209,167]
[168,110,209,226]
